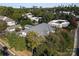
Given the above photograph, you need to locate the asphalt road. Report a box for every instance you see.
[76,27,79,55]
[76,22,79,56]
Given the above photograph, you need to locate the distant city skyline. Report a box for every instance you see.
[0,3,79,8]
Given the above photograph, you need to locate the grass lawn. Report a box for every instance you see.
[1,32,26,51]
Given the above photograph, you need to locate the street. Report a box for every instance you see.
[76,27,79,56]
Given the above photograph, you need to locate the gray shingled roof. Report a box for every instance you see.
[30,23,54,35]
[76,15,79,18]
[19,23,55,36]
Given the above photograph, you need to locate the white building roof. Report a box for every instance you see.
[0,16,15,22]
[5,24,22,32]
[48,19,70,28]
[22,13,42,22]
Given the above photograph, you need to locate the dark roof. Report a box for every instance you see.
[76,15,79,18]
[19,23,55,36]
[30,23,54,35]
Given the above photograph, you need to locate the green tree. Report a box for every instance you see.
[5,32,26,51]
[0,50,3,56]
[20,19,33,27]
[0,7,14,17]
[11,9,22,20]
[33,30,74,56]
[0,20,7,32]
[39,12,55,23]
[26,31,46,53]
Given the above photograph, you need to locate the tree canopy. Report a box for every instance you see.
[5,32,26,51]
[26,31,46,50]
[33,30,74,56]
[0,20,7,32]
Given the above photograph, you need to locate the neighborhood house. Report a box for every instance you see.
[0,16,16,26]
[48,19,70,28]
[0,16,70,38]
[18,23,55,37]
[59,11,75,16]
[22,13,42,22]
[5,25,22,32]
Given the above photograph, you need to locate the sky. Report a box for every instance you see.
[0,3,79,8]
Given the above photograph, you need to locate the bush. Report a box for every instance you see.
[5,32,26,51]
[33,30,74,56]
[0,20,7,32]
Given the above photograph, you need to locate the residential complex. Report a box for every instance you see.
[0,3,78,56]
